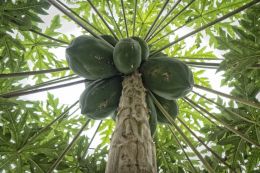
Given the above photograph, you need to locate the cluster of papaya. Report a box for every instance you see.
[66,35,194,135]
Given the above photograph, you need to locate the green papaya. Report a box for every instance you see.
[101,35,118,46]
[113,38,142,74]
[146,94,157,136]
[155,95,178,124]
[66,35,119,80]
[80,76,122,120]
[140,56,194,100]
[131,36,149,61]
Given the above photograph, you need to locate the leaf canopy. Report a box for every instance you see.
[0,0,259,172]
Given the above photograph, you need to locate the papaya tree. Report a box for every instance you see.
[0,0,260,172]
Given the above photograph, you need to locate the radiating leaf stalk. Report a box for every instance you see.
[150,0,260,56]
[0,75,79,97]
[169,127,199,173]
[182,98,219,126]
[18,101,79,153]
[87,0,119,40]
[30,29,69,45]
[148,22,186,45]
[47,0,114,48]
[149,1,226,46]
[184,61,220,67]
[194,84,260,109]
[192,91,260,126]
[149,91,215,173]
[144,0,170,41]
[147,0,195,40]
[0,79,87,98]
[176,117,233,170]
[232,126,252,169]
[82,121,103,158]
[23,42,67,48]
[47,119,91,173]
[56,0,103,35]
[149,0,253,45]
[106,0,124,38]
[248,65,260,69]
[0,67,70,78]
[120,0,129,37]
[185,97,260,148]
[170,124,215,173]
[28,158,45,173]
[137,2,158,37]
[188,65,218,69]
[67,107,80,119]
[132,0,138,36]
[2,11,68,45]
[0,156,16,170]
[146,0,182,41]
[27,74,77,89]
[186,62,258,69]
[255,125,260,144]
[157,145,172,172]
[176,57,224,61]
[147,0,195,42]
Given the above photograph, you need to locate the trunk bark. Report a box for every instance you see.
[105,71,157,173]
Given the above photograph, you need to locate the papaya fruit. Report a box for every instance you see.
[113,38,142,74]
[154,95,178,124]
[146,94,157,136]
[101,35,118,46]
[131,36,149,61]
[140,56,194,100]
[66,35,119,80]
[80,76,122,120]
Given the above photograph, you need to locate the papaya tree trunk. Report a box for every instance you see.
[105,71,157,173]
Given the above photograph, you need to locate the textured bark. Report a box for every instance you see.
[105,71,157,173]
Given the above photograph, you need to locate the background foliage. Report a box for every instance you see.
[0,0,259,172]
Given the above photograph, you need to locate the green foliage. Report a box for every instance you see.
[201,4,260,172]
[0,93,108,172]
[0,0,69,84]
[0,0,49,73]
[0,0,259,172]
[217,5,260,90]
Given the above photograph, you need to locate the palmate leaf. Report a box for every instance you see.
[44,15,62,36]
[184,91,259,171]
[0,94,88,172]
[217,4,260,83]
[149,0,251,48]
[206,9,260,167]
[0,0,50,74]
[0,0,68,83]
[20,20,68,82]
[0,32,27,73]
